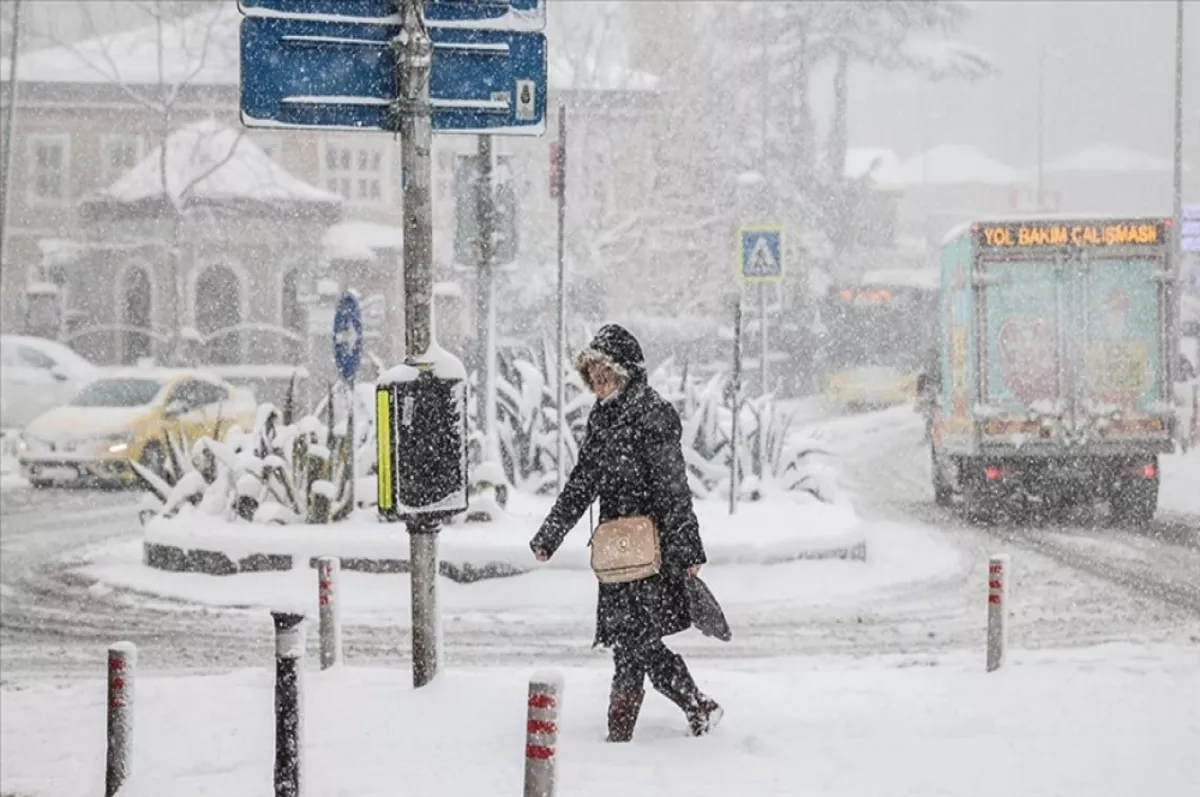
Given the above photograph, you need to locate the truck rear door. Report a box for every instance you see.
[976,253,1067,432]
[1074,250,1170,435]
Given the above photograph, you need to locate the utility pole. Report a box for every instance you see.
[1171,0,1185,386]
[1036,45,1046,203]
[395,0,440,688]
[554,103,568,492]
[475,134,499,464]
[0,0,23,282]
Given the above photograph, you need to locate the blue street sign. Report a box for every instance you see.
[239,16,547,135]
[737,226,784,282]
[1183,203,1199,254]
[238,0,545,31]
[333,291,364,381]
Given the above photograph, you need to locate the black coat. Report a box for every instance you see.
[530,374,707,648]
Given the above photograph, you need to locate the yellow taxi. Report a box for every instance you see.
[16,367,257,487]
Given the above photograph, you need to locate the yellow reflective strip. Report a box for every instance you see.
[376,389,393,510]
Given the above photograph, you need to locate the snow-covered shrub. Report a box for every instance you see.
[650,362,837,503]
[139,378,364,525]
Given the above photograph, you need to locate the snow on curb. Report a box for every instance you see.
[2,645,1197,797]
[141,491,868,580]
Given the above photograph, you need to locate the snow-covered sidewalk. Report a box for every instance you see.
[3,644,1197,797]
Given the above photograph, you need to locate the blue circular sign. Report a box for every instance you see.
[332,291,364,381]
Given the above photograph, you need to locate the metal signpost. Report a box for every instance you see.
[333,290,364,508]
[240,0,547,689]
[736,226,784,507]
[553,103,568,492]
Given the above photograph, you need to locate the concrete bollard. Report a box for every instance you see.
[317,557,342,670]
[106,642,136,797]
[272,611,306,797]
[986,554,1010,672]
[524,671,563,797]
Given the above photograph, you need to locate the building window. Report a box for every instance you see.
[322,141,384,203]
[27,135,70,204]
[101,135,142,184]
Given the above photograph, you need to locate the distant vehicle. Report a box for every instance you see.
[817,268,938,411]
[929,215,1175,525]
[0,334,101,430]
[16,367,257,488]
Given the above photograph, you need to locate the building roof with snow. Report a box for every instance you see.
[894,145,1029,187]
[83,119,342,216]
[2,0,657,93]
[323,220,404,262]
[1043,144,1189,175]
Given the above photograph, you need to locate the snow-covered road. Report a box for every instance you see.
[2,405,1198,683]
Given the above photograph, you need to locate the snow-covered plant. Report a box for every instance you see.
[650,363,837,503]
[138,377,358,525]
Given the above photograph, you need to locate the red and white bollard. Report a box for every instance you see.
[986,554,1010,672]
[106,641,136,797]
[524,671,563,797]
[317,556,342,670]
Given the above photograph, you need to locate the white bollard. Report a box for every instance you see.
[524,671,563,797]
[106,642,136,797]
[986,554,1010,672]
[317,556,342,670]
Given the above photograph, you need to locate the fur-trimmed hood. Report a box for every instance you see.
[573,324,645,384]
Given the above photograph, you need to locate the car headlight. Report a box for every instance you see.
[92,432,134,454]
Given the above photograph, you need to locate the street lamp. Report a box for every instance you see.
[1036,44,1066,204]
[1171,0,1184,384]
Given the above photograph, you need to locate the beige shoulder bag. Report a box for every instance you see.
[589,516,661,584]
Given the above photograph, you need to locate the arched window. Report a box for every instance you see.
[195,265,242,365]
[121,266,153,364]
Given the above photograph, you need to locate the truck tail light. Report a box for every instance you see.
[1140,463,1157,479]
[985,465,1004,482]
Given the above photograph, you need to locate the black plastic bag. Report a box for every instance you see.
[686,576,731,642]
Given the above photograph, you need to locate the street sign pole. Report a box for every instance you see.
[394,0,440,689]
[475,134,499,465]
[333,291,364,514]
[554,103,568,492]
[730,291,743,516]
[1171,0,1185,386]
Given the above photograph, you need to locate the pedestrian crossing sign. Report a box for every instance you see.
[738,226,784,282]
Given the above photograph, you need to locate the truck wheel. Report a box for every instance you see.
[1111,484,1157,527]
[962,477,1000,526]
[931,446,953,507]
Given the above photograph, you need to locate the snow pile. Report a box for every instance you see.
[1159,448,1200,516]
[87,515,939,616]
[139,486,866,578]
[3,645,1197,797]
[0,429,28,491]
[99,120,341,207]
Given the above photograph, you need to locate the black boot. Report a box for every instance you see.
[606,689,644,743]
[649,650,724,736]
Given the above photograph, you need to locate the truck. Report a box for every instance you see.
[928,216,1177,525]
[819,268,938,412]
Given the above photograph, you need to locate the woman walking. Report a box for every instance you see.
[530,324,723,742]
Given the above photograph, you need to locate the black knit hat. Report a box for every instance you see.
[573,324,645,383]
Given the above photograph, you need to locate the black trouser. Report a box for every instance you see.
[612,637,698,703]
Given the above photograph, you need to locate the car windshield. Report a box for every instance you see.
[69,378,164,408]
